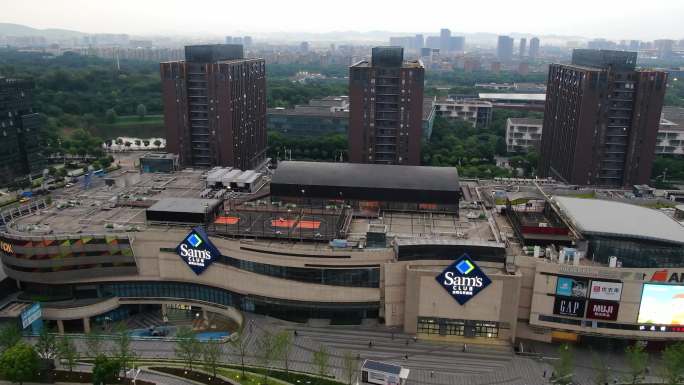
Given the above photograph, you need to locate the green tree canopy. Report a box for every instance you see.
[0,342,39,385]
[92,354,121,385]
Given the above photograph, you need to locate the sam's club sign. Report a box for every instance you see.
[176,226,219,275]
[436,254,492,305]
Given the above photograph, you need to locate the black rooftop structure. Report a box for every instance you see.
[571,49,637,71]
[185,44,244,62]
[362,360,402,375]
[271,161,461,204]
[146,198,222,224]
[371,46,404,67]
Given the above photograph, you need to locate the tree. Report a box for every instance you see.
[273,330,293,372]
[35,327,57,360]
[255,331,277,384]
[136,103,147,120]
[0,342,39,385]
[661,343,684,385]
[113,323,135,377]
[313,345,330,378]
[82,113,97,129]
[624,344,648,385]
[202,340,224,378]
[57,334,79,373]
[230,329,250,376]
[92,354,121,385]
[0,324,21,354]
[175,326,201,372]
[551,344,573,385]
[85,331,105,358]
[105,108,118,124]
[343,350,358,385]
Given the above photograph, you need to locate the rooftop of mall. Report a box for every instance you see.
[3,159,683,260]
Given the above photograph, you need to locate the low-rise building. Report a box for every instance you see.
[656,106,684,156]
[506,118,543,153]
[269,96,436,141]
[434,97,493,128]
[267,96,349,137]
[478,93,546,112]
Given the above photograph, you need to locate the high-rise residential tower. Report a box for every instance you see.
[497,35,514,62]
[160,44,267,169]
[348,47,424,165]
[540,49,667,187]
[0,78,46,186]
[529,37,540,59]
[440,28,451,53]
[519,38,527,58]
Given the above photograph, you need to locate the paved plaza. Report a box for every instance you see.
[37,315,667,385]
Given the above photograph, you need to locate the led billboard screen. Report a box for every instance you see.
[638,284,684,325]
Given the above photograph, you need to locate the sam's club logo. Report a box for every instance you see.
[436,254,492,305]
[176,227,219,275]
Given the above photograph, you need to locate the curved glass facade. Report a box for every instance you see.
[589,236,684,268]
[161,248,380,288]
[22,281,379,324]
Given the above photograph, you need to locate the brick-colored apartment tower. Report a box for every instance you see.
[161,44,267,169]
[540,49,667,187]
[348,47,424,165]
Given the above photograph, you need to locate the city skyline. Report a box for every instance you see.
[2,0,684,41]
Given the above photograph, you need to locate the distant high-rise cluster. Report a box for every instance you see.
[225,36,253,47]
[540,49,668,187]
[390,28,464,54]
[161,44,267,169]
[349,47,425,165]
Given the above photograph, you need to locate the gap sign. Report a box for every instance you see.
[176,226,220,275]
[436,254,492,305]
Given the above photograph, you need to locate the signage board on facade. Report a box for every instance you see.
[436,254,492,305]
[586,299,619,321]
[176,226,220,275]
[650,270,684,284]
[589,281,623,301]
[553,296,586,318]
[20,303,42,329]
[556,276,589,298]
[0,241,13,255]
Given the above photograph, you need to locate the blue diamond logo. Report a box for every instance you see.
[187,234,202,248]
[456,259,474,275]
[435,254,492,305]
[176,227,220,275]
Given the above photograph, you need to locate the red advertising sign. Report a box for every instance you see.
[586,299,619,321]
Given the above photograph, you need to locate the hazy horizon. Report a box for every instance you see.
[2,0,683,41]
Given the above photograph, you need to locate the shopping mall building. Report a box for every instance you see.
[1,161,683,346]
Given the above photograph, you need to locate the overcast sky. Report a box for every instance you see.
[2,0,683,40]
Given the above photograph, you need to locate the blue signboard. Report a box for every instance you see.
[20,303,42,330]
[176,226,220,275]
[556,276,588,298]
[435,254,492,305]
